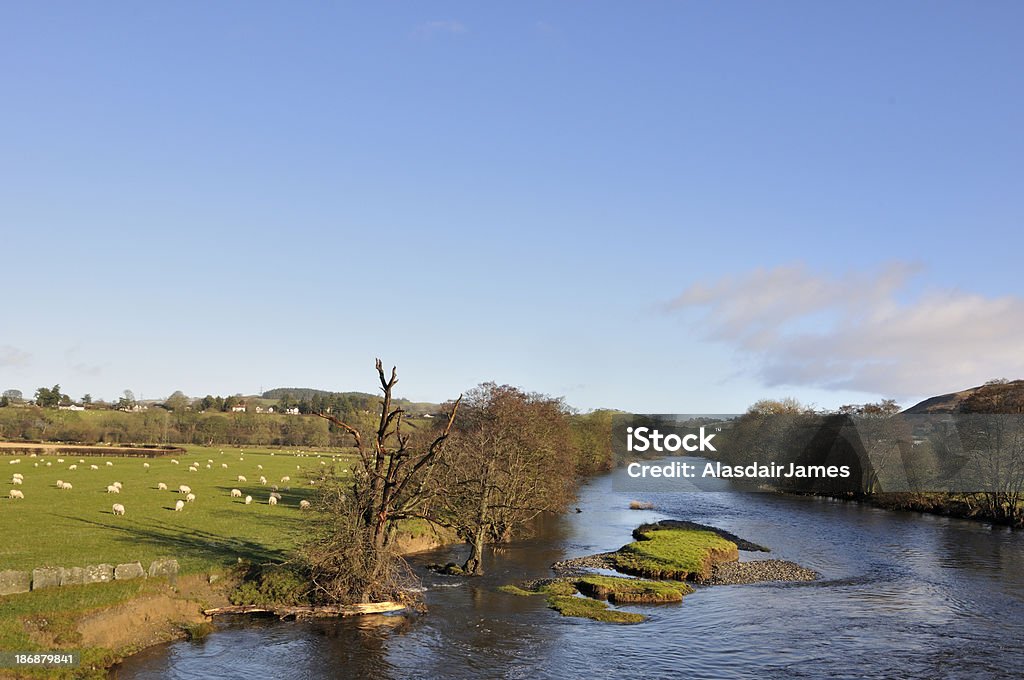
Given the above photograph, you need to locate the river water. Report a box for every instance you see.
[112,459,1024,679]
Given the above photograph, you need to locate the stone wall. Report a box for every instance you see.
[0,559,179,596]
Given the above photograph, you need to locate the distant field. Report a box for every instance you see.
[0,445,357,573]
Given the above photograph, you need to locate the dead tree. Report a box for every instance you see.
[307,360,461,602]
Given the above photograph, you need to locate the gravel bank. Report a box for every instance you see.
[701,559,819,585]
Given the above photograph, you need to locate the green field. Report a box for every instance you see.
[0,445,358,574]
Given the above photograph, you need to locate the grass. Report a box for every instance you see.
[0,445,357,574]
[0,578,159,677]
[575,575,692,603]
[546,595,644,624]
[499,578,670,623]
[609,526,739,581]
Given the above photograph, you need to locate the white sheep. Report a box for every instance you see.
[268,496,278,506]
[230,488,242,498]
[143,462,150,469]
[171,459,179,465]
[106,485,120,494]
[112,503,125,515]
[257,464,263,470]
[186,493,196,503]
[299,500,311,510]
[68,464,78,470]
[259,476,267,485]
[60,482,72,490]
[89,464,99,470]
[78,459,84,463]
[106,461,113,467]
[8,459,20,465]
[188,466,198,472]
[174,500,185,511]
[269,491,282,501]
[244,495,253,505]
[281,476,290,483]
[205,464,211,469]
[178,484,191,495]
[237,475,247,483]
[9,489,24,499]
[11,477,23,485]
[207,459,213,464]
[221,463,228,469]
[157,482,168,490]
[57,458,64,463]
[112,481,122,489]
[56,479,64,487]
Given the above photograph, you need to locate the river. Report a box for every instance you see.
[111,459,1024,679]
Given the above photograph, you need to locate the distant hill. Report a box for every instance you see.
[903,379,1024,414]
[261,388,443,415]
[262,388,377,402]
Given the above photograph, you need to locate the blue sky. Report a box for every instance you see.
[2,2,1022,412]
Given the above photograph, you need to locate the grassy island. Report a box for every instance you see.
[609,525,739,581]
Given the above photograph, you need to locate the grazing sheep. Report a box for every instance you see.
[60,482,72,490]
[230,488,242,498]
[9,489,24,499]
[171,459,179,465]
[268,496,278,506]
[178,484,191,495]
[271,485,278,492]
[269,492,282,501]
[12,472,23,479]
[259,476,267,485]
[186,493,196,503]
[207,459,213,464]
[45,462,52,467]
[174,500,185,511]
[143,462,150,469]
[112,481,122,490]
[257,464,263,470]
[89,464,99,470]
[106,461,113,467]
[57,458,64,463]
[11,477,22,485]
[106,485,120,494]
[157,482,168,490]
[205,464,211,469]
[188,466,198,472]
[281,476,291,483]
[221,463,228,469]
[78,459,85,463]
[299,500,311,510]
[237,475,247,482]
[244,495,253,505]
[68,464,78,470]
[8,459,20,465]
[56,479,64,487]
[112,503,125,515]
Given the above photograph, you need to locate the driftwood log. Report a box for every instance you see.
[203,602,405,620]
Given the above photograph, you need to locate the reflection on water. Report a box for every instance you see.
[112,459,1024,679]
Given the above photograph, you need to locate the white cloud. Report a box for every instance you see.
[668,263,1024,398]
[0,345,31,368]
[414,20,467,38]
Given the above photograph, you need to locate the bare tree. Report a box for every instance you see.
[303,360,461,602]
